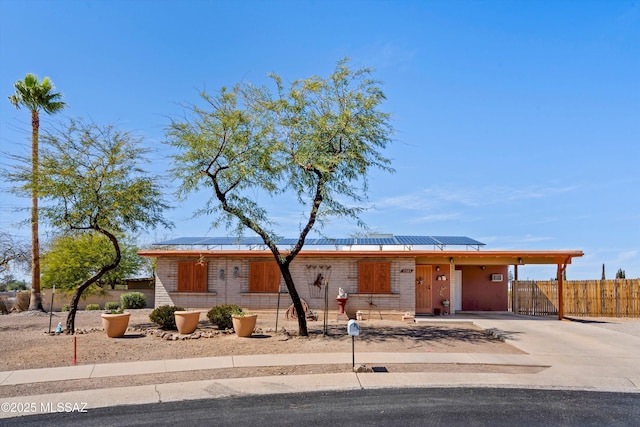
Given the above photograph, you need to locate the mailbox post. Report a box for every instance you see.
[347,319,360,369]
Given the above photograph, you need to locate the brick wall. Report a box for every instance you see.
[154,254,417,314]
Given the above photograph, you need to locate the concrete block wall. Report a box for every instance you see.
[154,255,417,313]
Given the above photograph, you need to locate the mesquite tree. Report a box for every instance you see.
[166,60,394,336]
[14,119,170,333]
[42,232,145,293]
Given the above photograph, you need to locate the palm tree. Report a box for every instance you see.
[8,73,65,310]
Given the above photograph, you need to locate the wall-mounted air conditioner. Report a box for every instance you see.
[490,274,503,282]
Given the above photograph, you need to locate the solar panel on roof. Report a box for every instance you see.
[276,238,299,245]
[432,236,484,246]
[315,238,355,245]
[395,236,440,245]
[154,237,209,245]
[154,235,485,247]
[242,237,265,245]
[197,237,233,245]
[357,238,396,245]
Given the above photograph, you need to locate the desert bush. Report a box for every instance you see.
[120,292,146,309]
[61,304,70,312]
[104,301,120,311]
[149,305,184,330]
[85,303,100,310]
[207,304,242,330]
[15,291,30,311]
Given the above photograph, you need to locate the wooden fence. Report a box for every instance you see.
[512,279,640,317]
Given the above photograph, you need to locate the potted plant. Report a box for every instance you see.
[442,299,450,307]
[231,308,258,337]
[101,308,130,338]
[174,309,201,334]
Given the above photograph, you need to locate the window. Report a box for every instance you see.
[358,262,391,293]
[249,262,281,292]
[177,261,208,292]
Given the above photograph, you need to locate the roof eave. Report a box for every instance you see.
[137,249,584,265]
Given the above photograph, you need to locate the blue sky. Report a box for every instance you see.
[1,0,638,280]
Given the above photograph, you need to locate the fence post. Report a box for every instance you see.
[557,264,564,320]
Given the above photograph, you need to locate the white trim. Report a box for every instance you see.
[454,268,462,312]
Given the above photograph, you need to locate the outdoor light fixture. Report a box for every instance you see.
[435,266,440,272]
[481,265,486,270]
[518,258,523,264]
[219,268,225,279]
[233,266,240,277]
[449,257,454,264]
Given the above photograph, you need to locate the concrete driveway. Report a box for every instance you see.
[449,313,640,392]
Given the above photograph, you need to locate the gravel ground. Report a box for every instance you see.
[0,309,523,372]
[1,309,529,397]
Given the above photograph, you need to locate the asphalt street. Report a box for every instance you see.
[4,387,640,427]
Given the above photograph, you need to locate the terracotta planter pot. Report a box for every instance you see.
[174,311,201,334]
[101,312,130,338]
[232,314,258,337]
[336,297,348,315]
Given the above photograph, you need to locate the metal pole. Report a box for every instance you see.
[48,285,55,334]
[352,335,355,369]
[275,285,281,333]
[323,281,329,335]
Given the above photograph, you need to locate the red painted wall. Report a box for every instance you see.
[458,265,508,311]
[431,265,450,313]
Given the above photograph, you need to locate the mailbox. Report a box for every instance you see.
[347,319,360,336]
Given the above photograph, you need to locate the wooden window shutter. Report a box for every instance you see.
[194,262,208,292]
[249,262,265,292]
[375,262,391,293]
[358,262,375,293]
[359,262,391,294]
[178,261,208,292]
[250,262,280,293]
[265,263,281,292]
[178,262,192,292]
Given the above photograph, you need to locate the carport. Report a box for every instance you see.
[426,250,584,319]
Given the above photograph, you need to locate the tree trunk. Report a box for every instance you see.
[29,109,43,311]
[279,264,308,336]
[66,280,93,333]
[66,230,121,333]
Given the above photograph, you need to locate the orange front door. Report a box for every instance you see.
[415,265,432,314]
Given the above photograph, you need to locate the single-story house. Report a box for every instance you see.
[138,235,583,318]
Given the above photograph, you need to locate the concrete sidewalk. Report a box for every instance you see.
[2,314,640,418]
[0,351,543,386]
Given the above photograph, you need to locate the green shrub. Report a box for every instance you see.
[85,303,100,311]
[61,304,70,312]
[149,305,184,330]
[104,301,120,311]
[207,304,242,330]
[121,292,146,309]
